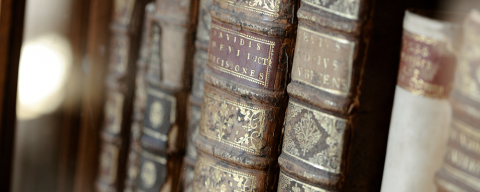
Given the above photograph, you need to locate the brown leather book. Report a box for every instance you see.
[277,1,436,192]
[436,10,480,192]
[192,0,298,191]
[182,0,213,191]
[123,3,155,191]
[95,0,149,191]
[134,0,198,191]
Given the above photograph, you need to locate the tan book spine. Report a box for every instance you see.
[381,11,458,192]
[96,0,149,191]
[435,10,480,192]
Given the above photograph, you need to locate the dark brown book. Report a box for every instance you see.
[192,0,298,191]
[182,0,213,191]
[96,0,149,191]
[277,1,436,192]
[436,10,480,192]
[0,0,25,191]
[123,3,155,191]
[134,0,198,191]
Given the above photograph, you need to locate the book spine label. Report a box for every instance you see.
[136,150,168,191]
[141,86,176,145]
[292,26,355,96]
[397,30,456,99]
[207,20,283,91]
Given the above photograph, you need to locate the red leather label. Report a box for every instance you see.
[207,20,282,90]
[397,30,456,99]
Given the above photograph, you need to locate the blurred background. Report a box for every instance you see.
[6,0,480,192]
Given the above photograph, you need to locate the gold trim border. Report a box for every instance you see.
[210,23,275,88]
[292,26,355,96]
[143,127,169,142]
[141,150,167,165]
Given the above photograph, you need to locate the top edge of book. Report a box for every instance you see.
[403,10,457,41]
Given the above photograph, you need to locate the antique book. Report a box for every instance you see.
[96,0,149,191]
[134,0,198,191]
[123,2,155,191]
[277,1,435,192]
[181,0,213,191]
[381,11,458,192]
[192,0,297,191]
[435,10,480,192]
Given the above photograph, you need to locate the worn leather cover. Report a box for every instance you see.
[278,1,434,192]
[436,10,480,192]
[123,3,155,191]
[96,0,149,191]
[134,0,198,191]
[182,0,213,191]
[193,0,298,191]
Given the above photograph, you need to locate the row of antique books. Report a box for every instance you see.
[94,0,480,191]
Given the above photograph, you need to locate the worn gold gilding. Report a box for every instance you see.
[292,26,355,96]
[282,101,347,174]
[200,91,267,155]
[301,0,360,20]
[278,171,332,192]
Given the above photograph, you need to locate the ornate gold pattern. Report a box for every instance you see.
[201,92,266,154]
[140,161,157,189]
[193,155,257,192]
[217,0,280,17]
[99,144,119,184]
[209,23,276,88]
[282,101,346,174]
[278,172,330,192]
[302,0,360,20]
[451,118,480,155]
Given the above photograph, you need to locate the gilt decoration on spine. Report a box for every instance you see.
[193,0,298,191]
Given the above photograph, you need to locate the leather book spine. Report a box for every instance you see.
[192,0,298,191]
[436,10,480,192]
[124,3,155,191]
[134,0,198,191]
[278,0,435,191]
[381,11,458,192]
[277,1,372,191]
[182,0,213,191]
[96,0,149,191]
